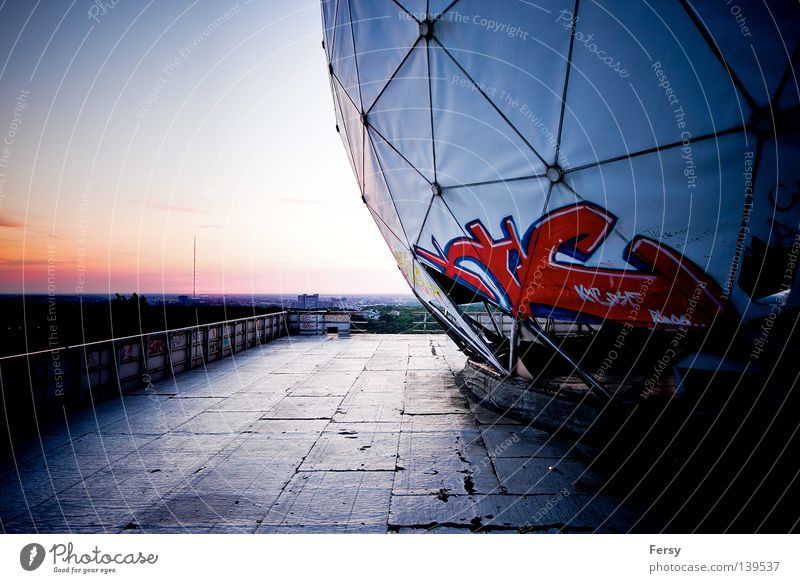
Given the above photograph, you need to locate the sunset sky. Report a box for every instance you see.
[0,0,409,295]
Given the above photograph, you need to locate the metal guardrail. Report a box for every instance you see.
[410,311,445,333]
[347,312,445,334]
[0,312,288,410]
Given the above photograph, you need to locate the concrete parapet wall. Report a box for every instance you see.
[287,311,351,335]
[0,312,288,428]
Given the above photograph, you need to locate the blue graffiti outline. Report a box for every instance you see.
[414,202,629,310]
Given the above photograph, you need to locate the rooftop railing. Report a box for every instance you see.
[0,312,289,415]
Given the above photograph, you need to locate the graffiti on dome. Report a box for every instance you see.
[414,202,726,327]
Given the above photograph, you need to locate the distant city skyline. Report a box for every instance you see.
[0,1,409,295]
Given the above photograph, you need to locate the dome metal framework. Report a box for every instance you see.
[321,0,800,382]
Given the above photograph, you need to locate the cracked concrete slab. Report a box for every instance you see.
[248,418,329,434]
[300,423,400,471]
[400,414,478,431]
[260,396,343,420]
[481,426,578,459]
[395,430,500,496]
[289,372,358,397]
[334,389,404,423]
[0,334,638,533]
[492,457,604,495]
[404,392,471,415]
[257,470,394,532]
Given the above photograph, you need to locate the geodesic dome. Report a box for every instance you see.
[321,0,800,375]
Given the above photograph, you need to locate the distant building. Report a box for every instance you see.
[359,310,380,320]
[296,294,320,310]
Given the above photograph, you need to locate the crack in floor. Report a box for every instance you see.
[1,335,631,533]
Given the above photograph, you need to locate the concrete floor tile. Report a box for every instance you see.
[480,426,578,459]
[261,396,342,420]
[492,457,604,495]
[300,424,399,471]
[395,431,500,496]
[0,335,632,534]
[258,471,393,530]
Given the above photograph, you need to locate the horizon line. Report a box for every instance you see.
[0,291,415,297]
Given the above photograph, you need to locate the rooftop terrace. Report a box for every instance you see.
[0,334,634,533]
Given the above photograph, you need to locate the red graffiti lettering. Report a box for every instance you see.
[414,202,726,327]
[147,338,164,356]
